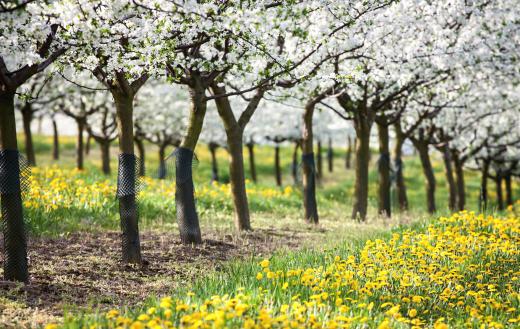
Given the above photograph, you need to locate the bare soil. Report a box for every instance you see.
[0,227,307,328]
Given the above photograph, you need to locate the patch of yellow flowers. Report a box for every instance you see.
[23,166,113,212]
[22,167,296,214]
[47,203,520,328]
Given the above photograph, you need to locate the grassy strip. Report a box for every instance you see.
[56,207,519,328]
[54,205,520,328]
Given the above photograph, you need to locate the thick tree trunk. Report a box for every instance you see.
[76,119,85,170]
[479,160,490,212]
[393,124,408,211]
[135,137,145,176]
[211,85,253,231]
[209,143,219,182]
[301,103,319,224]
[345,136,352,169]
[52,118,59,160]
[21,105,36,166]
[453,154,466,211]
[377,121,391,217]
[274,144,282,186]
[505,174,513,207]
[495,174,504,211]
[100,140,111,175]
[114,93,142,264]
[442,145,457,212]
[316,140,323,181]
[176,84,206,244]
[291,141,300,185]
[247,143,257,183]
[158,144,167,180]
[327,137,333,173]
[413,140,436,214]
[352,124,371,221]
[0,92,29,282]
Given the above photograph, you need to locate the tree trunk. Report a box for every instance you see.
[176,84,206,244]
[274,144,282,186]
[291,141,299,185]
[377,121,391,217]
[37,116,43,135]
[413,140,436,214]
[327,137,333,173]
[442,145,457,212]
[0,92,29,282]
[345,136,352,169]
[52,118,59,160]
[495,174,504,211]
[247,143,257,183]
[453,153,466,211]
[209,143,219,182]
[479,159,490,212]
[85,133,92,156]
[227,132,251,230]
[505,173,513,207]
[100,140,111,175]
[76,119,85,170]
[352,123,371,221]
[211,85,254,231]
[393,123,408,211]
[302,104,318,224]
[158,144,167,180]
[113,93,142,264]
[135,137,145,176]
[316,140,323,181]
[21,105,36,166]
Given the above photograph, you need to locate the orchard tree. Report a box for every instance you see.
[0,2,65,282]
[49,73,107,171]
[47,0,155,263]
[15,72,56,166]
[86,103,118,175]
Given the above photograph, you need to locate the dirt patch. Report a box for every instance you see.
[0,228,307,328]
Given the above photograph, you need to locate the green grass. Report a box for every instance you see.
[58,210,520,328]
[17,134,516,237]
[60,224,402,328]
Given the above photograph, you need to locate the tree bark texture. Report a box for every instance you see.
[413,140,436,214]
[52,118,59,160]
[351,121,371,221]
[327,137,334,173]
[393,124,408,211]
[0,92,29,282]
[377,121,391,217]
[209,143,219,183]
[442,145,457,212]
[247,143,257,183]
[113,93,142,263]
[302,103,318,224]
[275,144,282,187]
[21,105,36,166]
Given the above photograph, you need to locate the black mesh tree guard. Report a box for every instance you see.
[174,147,202,244]
[378,152,391,172]
[116,153,142,264]
[301,153,318,224]
[0,150,29,282]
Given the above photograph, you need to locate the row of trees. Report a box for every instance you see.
[1,0,519,282]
